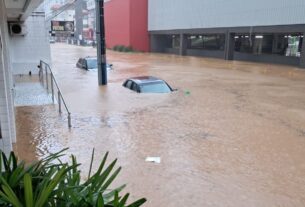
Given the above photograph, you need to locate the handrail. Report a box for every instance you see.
[38,60,71,128]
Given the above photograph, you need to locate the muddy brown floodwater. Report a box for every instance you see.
[14,43,305,207]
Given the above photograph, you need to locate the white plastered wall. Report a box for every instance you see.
[0,0,15,155]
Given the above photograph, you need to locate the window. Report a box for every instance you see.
[285,35,303,57]
[188,34,225,50]
[77,58,83,64]
[140,82,172,93]
[82,59,86,68]
[172,35,180,49]
[86,59,97,69]
[190,35,204,49]
[126,80,132,89]
[235,33,303,57]
[131,83,138,92]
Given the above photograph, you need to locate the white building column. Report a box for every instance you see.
[0,0,15,154]
[300,32,305,68]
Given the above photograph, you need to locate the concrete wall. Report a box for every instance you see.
[186,49,225,59]
[234,52,300,66]
[10,13,51,75]
[148,0,305,31]
[150,35,172,53]
[165,48,179,55]
[0,0,15,155]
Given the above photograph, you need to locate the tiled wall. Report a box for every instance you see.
[10,14,51,75]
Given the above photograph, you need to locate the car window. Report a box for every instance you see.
[140,82,172,93]
[126,80,132,89]
[131,82,139,92]
[86,59,97,69]
[83,60,87,68]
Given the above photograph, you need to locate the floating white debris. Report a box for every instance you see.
[145,157,161,164]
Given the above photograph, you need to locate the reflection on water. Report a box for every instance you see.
[14,43,305,207]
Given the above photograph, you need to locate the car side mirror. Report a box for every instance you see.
[172,88,178,92]
[37,65,40,69]
[109,64,113,67]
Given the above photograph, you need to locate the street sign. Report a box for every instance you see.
[51,21,74,32]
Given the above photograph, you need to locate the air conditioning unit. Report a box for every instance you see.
[8,23,27,36]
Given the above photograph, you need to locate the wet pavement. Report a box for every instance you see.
[14,75,53,106]
[14,43,305,207]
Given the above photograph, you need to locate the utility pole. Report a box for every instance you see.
[75,0,84,45]
[95,0,107,85]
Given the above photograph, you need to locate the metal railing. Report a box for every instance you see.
[38,60,71,128]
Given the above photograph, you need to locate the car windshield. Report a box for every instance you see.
[86,59,97,69]
[140,82,172,93]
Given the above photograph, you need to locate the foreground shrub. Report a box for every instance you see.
[113,45,135,53]
[0,149,146,207]
[113,45,120,51]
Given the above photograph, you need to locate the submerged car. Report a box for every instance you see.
[76,57,113,70]
[122,76,174,93]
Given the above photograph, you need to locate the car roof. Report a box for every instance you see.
[83,56,97,60]
[127,76,165,85]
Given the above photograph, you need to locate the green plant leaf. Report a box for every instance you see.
[0,152,2,173]
[0,190,11,204]
[96,193,104,207]
[84,151,109,186]
[24,173,34,207]
[88,148,95,179]
[2,151,11,173]
[126,198,147,207]
[9,151,18,170]
[113,191,119,207]
[89,158,118,191]
[118,193,129,207]
[100,166,122,192]
[103,184,126,202]
[1,185,22,207]
[8,165,24,187]
[35,166,67,207]
[0,149,147,207]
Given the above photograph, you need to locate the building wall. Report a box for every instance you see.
[104,0,149,51]
[148,0,305,31]
[105,0,131,48]
[130,0,149,52]
[10,13,51,75]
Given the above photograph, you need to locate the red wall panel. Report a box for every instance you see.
[104,0,131,48]
[130,0,149,52]
[104,0,149,52]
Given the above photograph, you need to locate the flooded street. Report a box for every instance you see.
[15,43,305,206]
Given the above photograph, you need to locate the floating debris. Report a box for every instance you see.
[184,90,191,96]
[145,157,161,164]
